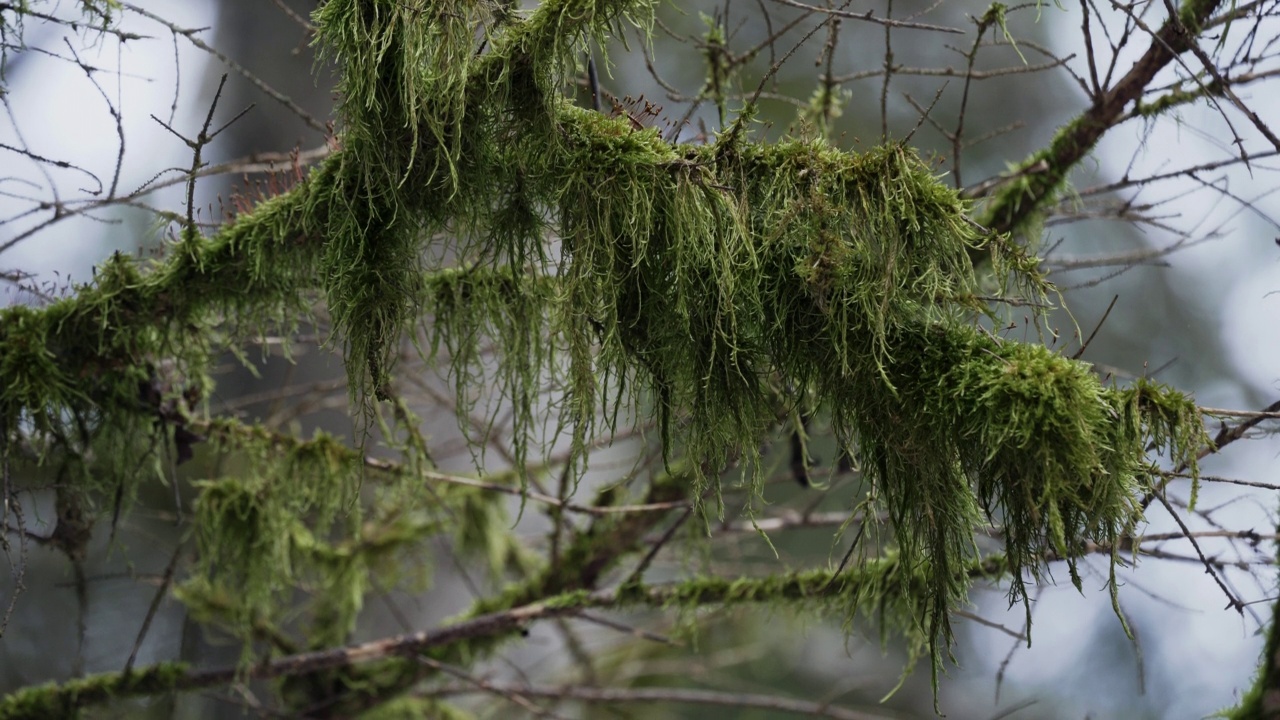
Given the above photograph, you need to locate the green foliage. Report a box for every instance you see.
[181,431,365,647]
[176,420,517,652]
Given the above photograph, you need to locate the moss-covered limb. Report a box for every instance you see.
[0,149,342,482]
[0,104,992,481]
[0,2,1212,711]
[0,120,1203,681]
[0,116,1003,695]
[419,248,1205,673]
[1132,75,1225,118]
[5,545,1156,719]
[801,319,1202,669]
[426,245,1203,645]
[0,564,927,720]
[0,0,1201,496]
[0,124,988,494]
[0,663,189,720]
[530,115,1001,480]
[975,0,1227,239]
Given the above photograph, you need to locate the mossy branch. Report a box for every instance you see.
[976,0,1227,238]
[0,563,940,720]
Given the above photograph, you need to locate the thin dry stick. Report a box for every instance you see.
[623,504,694,586]
[417,657,561,719]
[768,0,963,33]
[124,541,184,674]
[123,3,327,134]
[1150,490,1244,612]
[1199,406,1280,420]
[1072,294,1119,359]
[1170,472,1280,491]
[1160,0,1280,152]
[880,0,892,139]
[150,74,253,239]
[571,610,679,646]
[376,463,689,517]
[60,39,125,198]
[428,681,898,720]
[0,434,27,639]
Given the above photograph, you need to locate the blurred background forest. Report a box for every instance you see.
[2,1,1279,718]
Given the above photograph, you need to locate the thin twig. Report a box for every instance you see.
[428,681,898,720]
[124,541,184,674]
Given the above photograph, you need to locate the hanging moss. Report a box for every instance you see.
[174,420,521,652]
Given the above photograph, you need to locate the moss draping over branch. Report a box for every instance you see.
[309,0,658,404]
[428,260,1203,663]
[170,419,527,651]
[301,9,1206,674]
[0,0,1209,688]
[0,159,335,533]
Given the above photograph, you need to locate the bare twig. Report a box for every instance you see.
[428,681,898,720]
[122,3,327,134]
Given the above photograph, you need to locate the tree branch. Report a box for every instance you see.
[977,0,1227,238]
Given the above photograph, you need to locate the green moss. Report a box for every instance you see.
[1134,83,1205,117]
[0,663,188,720]
[176,422,504,651]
